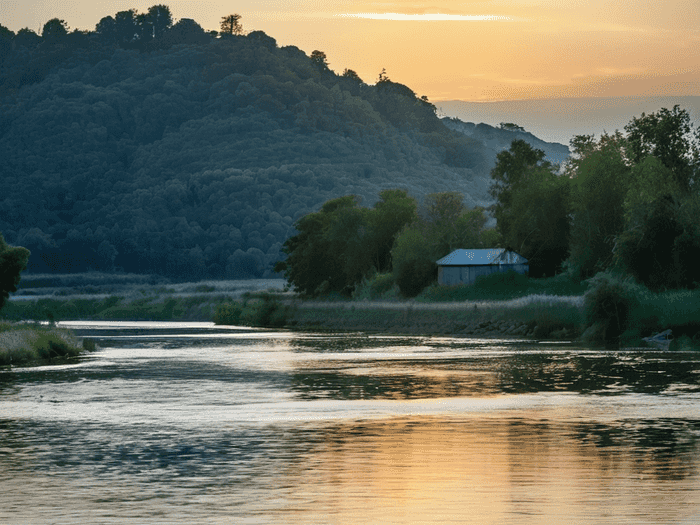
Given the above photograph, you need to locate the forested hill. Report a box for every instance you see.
[443,119,570,166]
[0,13,568,279]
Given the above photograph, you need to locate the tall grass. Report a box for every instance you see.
[0,322,87,366]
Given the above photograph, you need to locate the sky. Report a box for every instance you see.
[2,0,699,102]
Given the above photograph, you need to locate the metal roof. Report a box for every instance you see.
[436,248,528,266]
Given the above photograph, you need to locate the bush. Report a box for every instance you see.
[213,302,244,325]
[240,296,288,327]
[582,273,641,344]
[353,272,397,300]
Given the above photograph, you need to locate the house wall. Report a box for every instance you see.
[438,264,529,286]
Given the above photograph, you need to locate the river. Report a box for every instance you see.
[2,321,700,524]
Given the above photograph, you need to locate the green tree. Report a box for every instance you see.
[0,234,30,311]
[489,140,568,276]
[366,189,417,272]
[276,191,417,296]
[220,14,244,35]
[624,105,699,193]
[615,157,700,290]
[391,226,435,297]
[566,132,630,278]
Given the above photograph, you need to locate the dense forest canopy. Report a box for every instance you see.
[0,6,568,279]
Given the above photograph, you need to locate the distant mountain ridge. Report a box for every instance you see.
[438,96,700,147]
[0,20,567,279]
[442,118,570,166]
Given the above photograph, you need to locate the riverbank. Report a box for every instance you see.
[0,322,93,367]
[285,295,583,339]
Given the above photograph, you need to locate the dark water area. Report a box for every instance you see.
[2,322,700,524]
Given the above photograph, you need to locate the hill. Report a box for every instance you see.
[0,14,568,279]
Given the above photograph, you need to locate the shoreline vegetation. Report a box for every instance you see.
[3,273,699,353]
[0,322,95,367]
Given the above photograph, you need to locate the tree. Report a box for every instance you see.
[498,122,525,132]
[95,16,116,43]
[489,140,569,276]
[615,194,700,290]
[366,189,417,272]
[148,4,173,39]
[0,234,30,311]
[310,50,329,70]
[41,19,69,42]
[342,68,363,83]
[624,105,699,193]
[115,9,138,45]
[566,133,630,278]
[13,28,41,48]
[220,14,244,35]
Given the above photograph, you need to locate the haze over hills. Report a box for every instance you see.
[439,96,700,147]
[0,13,569,280]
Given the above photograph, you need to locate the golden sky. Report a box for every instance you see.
[3,0,699,101]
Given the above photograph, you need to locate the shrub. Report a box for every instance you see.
[353,272,396,300]
[583,273,641,344]
[240,296,288,327]
[213,302,244,325]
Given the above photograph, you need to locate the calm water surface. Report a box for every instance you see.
[2,321,700,524]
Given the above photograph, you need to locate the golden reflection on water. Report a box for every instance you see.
[275,416,700,525]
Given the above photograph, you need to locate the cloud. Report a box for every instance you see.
[336,13,512,21]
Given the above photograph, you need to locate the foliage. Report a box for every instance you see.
[566,133,631,279]
[0,8,511,281]
[277,190,418,296]
[0,322,83,366]
[391,227,436,297]
[0,234,30,310]
[498,122,525,132]
[582,273,640,344]
[489,140,569,276]
[615,192,700,290]
[624,105,699,193]
[391,192,492,297]
[352,272,397,300]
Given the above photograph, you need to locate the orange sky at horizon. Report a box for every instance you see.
[3,0,698,102]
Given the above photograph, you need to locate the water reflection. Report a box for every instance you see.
[1,323,700,523]
[2,416,699,523]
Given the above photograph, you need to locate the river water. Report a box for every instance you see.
[2,321,700,524]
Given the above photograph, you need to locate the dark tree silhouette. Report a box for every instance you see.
[220,14,244,35]
[41,18,69,42]
[0,234,30,311]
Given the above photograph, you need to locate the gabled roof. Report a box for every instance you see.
[436,248,528,266]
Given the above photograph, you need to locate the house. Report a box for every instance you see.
[436,248,529,286]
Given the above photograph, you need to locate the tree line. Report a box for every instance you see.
[491,105,700,290]
[279,105,700,296]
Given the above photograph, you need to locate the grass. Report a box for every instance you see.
[416,272,588,302]
[0,322,91,367]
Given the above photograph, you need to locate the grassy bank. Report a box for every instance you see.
[0,322,93,367]
[4,274,288,323]
[213,293,584,339]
